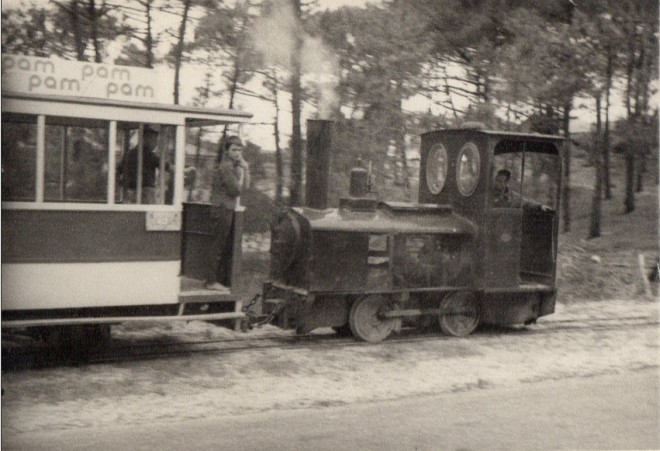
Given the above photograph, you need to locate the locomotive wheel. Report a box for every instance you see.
[438,292,479,337]
[349,295,396,343]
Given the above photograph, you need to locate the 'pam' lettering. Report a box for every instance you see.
[107,83,153,99]
[3,56,54,74]
[29,75,80,92]
[82,64,130,82]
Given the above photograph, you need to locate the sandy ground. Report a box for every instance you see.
[1,298,658,437]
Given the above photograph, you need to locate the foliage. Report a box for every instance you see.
[2,0,657,235]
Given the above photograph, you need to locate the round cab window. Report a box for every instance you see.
[425,143,448,195]
[456,142,480,196]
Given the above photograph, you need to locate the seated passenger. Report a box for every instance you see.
[118,125,170,204]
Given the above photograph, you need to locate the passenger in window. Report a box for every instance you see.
[183,165,197,202]
[118,125,169,204]
[205,136,250,291]
[68,140,106,201]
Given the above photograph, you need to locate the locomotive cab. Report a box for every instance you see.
[420,126,564,325]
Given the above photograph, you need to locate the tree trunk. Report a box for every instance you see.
[639,27,653,115]
[603,48,613,200]
[589,95,603,239]
[219,58,242,162]
[173,0,192,105]
[636,157,646,193]
[272,75,284,204]
[633,34,645,117]
[89,0,102,63]
[624,22,636,119]
[145,0,154,68]
[289,0,303,207]
[396,87,409,192]
[624,151,635,213]
[443,69,459,119]
[219,7,251,159]
[70,0,87,61]
[561,100,572,233]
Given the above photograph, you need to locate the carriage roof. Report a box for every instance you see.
[1,91,252,126]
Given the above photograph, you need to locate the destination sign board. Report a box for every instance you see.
[1,54,174,104]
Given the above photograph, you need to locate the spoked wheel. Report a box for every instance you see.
[438,292,479,337]
[349,295,397,343]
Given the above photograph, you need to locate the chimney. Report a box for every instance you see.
[305,119,333,209]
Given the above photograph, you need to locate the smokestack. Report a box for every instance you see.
[306,119,333,209]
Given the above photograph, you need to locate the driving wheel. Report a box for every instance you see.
[438,292,479,337]
[349,295,396,343]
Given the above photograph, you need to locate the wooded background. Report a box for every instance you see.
[2,0,658,238]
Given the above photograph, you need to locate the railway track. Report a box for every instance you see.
[3,314,658,369]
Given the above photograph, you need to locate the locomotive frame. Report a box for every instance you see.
[263,121,565,342]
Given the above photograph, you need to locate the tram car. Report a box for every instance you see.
[1,54,251,345]
[263,120,565,342]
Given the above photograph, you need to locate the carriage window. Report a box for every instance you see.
[44,118,109,203]
[2,114,38,201]
[116,123,175,205]
[456,142,480,196]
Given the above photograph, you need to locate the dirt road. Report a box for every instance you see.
[2,299,659,450]
[3,369,658,450]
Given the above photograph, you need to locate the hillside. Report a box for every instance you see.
[557,150,659,303]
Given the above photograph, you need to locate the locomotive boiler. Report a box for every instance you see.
[263,120,565,342]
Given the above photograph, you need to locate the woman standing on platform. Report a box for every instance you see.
[205,136,250,291]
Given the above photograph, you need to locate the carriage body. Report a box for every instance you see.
[1,55,251,341]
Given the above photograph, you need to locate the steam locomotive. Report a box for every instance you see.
[262,121,564,342]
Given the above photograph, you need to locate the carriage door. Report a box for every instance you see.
[484,151,523,288]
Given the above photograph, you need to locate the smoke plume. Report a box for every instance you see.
[250,0,340,118]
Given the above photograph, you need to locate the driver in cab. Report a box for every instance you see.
[491,169,551,212]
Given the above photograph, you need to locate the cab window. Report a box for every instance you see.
[491,141,560,210]
[521,153,560,210]
[491,153,522,208]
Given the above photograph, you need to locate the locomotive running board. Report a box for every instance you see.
[485,284,555,293]
[381,307,474,318]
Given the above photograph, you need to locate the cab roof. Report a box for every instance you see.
[423,127,566,142]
